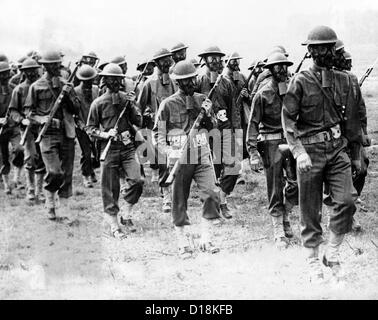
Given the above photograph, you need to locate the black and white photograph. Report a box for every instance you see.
[0,0,378,302]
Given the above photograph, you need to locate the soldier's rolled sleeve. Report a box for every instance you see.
[282,78,307,159]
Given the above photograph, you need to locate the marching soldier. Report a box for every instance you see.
[247,52,298,248]
[154,60,221,257]
[8,58,45,201]
[74,65,100,187]
[247,59,265,92]
[81,52,99,68]
[282,26,358,282]
[0,61,25,194]
[169,42,188,73]
[196,46,240,220]
[137,48,177,212]
[134,59,156,98]
[9,56,27,89]
[87,63,144,239]
[24,50,80,220]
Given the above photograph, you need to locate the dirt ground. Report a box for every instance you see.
[1,53,378,300]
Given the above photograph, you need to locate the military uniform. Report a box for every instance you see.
[24,73,80,201]
[282,64,356,248]
[74,82,99,179]
[87,89,144,216]
[0,84,24,191]
[153,89,220,226]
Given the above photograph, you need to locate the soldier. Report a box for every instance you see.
[24,50,80,220]
[196,46,240,220]
[137,48,177,212]
[81,52,99,68]
[332,45,369,232]
[9,56,27,89]
[282,26,358,282]
[0,61,25,194]
[247,52,298,248]
[169,42,188,73]
[224,52,252,185]
[74,65,100,188]
[154,60,221,257]
[134,59,156,98]
[247,59,265,92]
[8,58,45,201]
[87,63,144,239]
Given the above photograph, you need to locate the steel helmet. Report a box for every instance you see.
[98,63,125,77]
[224,52,243,63]
[0,61,11,73]
[83,51,98,59]
[263,52,293,68]
[302,26,338,46]
[153,48,172,61]
[110,56,126,65]
[19,58,41,70]
[170,42,188,53]
[269,45,289,57]
[38,50,63,64]
[198,46,225,58]
[136,59,155,71]
[0,53,9,62]
[77,65,98,81]
[248,59,265,70]
[171,60,197,80]
[335,39,345,52]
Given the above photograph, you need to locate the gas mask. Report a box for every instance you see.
[104,76,122,93]
[172,49,187,64]
[156,57,173,74]
[0,70,11,86]
[24,68,40,83]
[345,60,352,71]
[228,59,241,81]
[81,56,97,67]
[333,50,348,71]
[44,62,62,78]
[177,76,197,96]
[308,44,336,70]
[144,63,155,76]
[270,64,289,95]
[204,55,223,73]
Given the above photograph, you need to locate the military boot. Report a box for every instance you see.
[2,174,12,195]
[35,173,46,203]
[271,215,289,249]
[306,246,324,283]
[13,166,25,190]
[219,191,232,219]
[199,217,220,254]
[25,170,36,201]
[283,201,294,238]
[83,175,93,188]
[119,202,137,233]
[45,190,56,220]
[323,231,344,279]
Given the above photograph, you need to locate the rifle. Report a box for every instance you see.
[359,56,378,87]
[163,53,234,186]
[295,52,311,74]
[35,62,80,144]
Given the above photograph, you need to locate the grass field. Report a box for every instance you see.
[1,49,378,299]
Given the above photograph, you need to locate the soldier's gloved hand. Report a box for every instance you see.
[126,91,136,102]
[362,134,371,147]
[21,118,30,126]
[62,83,73,95]
[249,152,261,172]
[240,88,249,99]
[201,98,212,116]
[352,160,361,175]
[107,128,118,138]
[297,152,312,174]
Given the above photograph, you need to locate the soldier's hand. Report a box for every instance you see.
[126,91,136,102]
[352,160,361,175]
[62,83,73,95]
[201,98,212,116]
[240,88,249,99]
[107,128,117,138]
[21,119,30,126]
[297,153,312,174]
[362,134,371,147]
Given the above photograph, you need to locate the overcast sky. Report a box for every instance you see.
[1,0,378,73]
